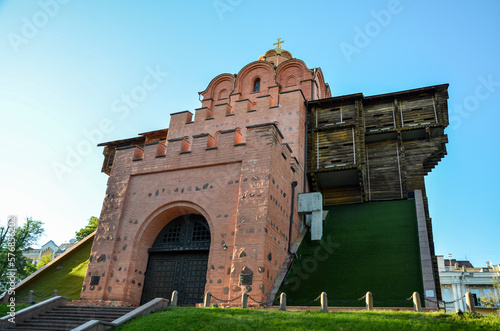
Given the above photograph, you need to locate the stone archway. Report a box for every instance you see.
[140,214,211,305]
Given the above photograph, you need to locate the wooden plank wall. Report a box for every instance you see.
[366,139,403,201]
[315,127,355,169]
[308,86,449,207]
[400,97,436,127]
[323,186,362,205]
[315,104,356,126]
[364,101,396,132]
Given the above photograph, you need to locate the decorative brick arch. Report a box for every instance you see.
[275,59,329,100]
[312,67,330,99]
[199,73,235,108]
[218,88,228,100]
[134,201,212,246]
[284,75,296,87]
[123,201,213,305]
[234,61,275,98]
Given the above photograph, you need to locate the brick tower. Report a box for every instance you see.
[81,45,330,306]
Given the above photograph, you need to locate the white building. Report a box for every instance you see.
[438,255,500,314]
[23,239,76,266]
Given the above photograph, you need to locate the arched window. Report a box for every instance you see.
[253,78,260,93]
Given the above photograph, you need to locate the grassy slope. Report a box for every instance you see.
[279,200,423,307]
[0,303,29,316]
[14,237,93,301]
[113,307,500,331]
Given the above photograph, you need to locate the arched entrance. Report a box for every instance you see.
[141,214,211,305]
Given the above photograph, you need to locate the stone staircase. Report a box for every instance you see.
[0,296,169,331]
[9,305,134,331]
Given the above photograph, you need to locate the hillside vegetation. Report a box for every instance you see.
[14,236,94,301]
[113,307,500,331]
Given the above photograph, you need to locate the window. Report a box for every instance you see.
[442,288,452,302]
[253,78,260,93]
[192,221,210,241]
[471,288,480,306]
[163,223,181,242]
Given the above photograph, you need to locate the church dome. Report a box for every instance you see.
[259,39,293,66]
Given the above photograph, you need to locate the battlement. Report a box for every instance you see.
[169,93,282,134]
[106,122,295,177]
[100,89,307,175]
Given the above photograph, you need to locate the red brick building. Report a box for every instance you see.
[82,44,449,307]
[81,46,331,306]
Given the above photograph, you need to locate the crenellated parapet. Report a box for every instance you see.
[104,122,298,180]
[99,87,310,178]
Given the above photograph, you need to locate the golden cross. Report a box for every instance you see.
[273,38,284,49]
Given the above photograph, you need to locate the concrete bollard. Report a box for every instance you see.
[52,290,58,297]
[465,292,476,314]
[204,291,211,308]
[412,292,422,312]
[26,290,34,304]
[365,292,373,311]
[320,292,328,312]
[279,292,287,311]
[241,292,248,308]
[171,290,178,307]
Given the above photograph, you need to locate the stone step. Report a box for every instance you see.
[54,306,134,312]
[36,316,121,323]
[44,308,132,315]
[47,311,127,316]
[33,314,121,322]
[9,305,136,330]
[9,327,70,331]
[15,320,83,330]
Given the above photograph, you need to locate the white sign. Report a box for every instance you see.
[425,290,435,297]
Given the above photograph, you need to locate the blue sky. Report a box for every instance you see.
[0,0,498,268]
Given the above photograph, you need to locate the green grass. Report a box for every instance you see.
[279,200,423,307]
[0,303,30,316]
[14,236,94,301]
[112,307,500,331]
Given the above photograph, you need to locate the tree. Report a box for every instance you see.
[75,216,99,241]
[24,260,37,276]
[481,279,500,312]
[0,217,44,292]
[37,254,53,269]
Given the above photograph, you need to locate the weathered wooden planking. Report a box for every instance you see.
[400,96,436,127]
[315,128,355,168]
[308,84,449,206]
[366,139,402,201]
[364,101,396,130]
[315,104,356,126]
[323,186,362,206]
